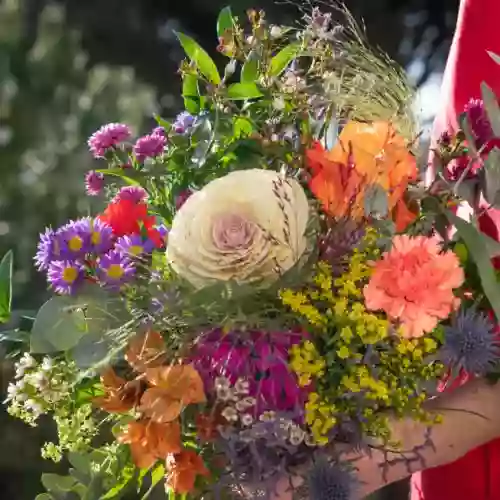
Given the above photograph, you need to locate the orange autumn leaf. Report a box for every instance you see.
[125,330,168,373]
[306,121,418,227]
[93,367,142,413]
[145,364,206,405]
[165,449,210,494]
[118,419,182,469]
[139,387,183,423]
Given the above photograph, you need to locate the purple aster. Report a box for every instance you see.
[133,134,166,163]
[57,219,92,260]
[441,308,500,376]
[115,234,154,258]
[85,170,104,196]
[173,111,195,134]
[113,186,148,204]
[35,227,61,271]
[47,260,85,295]
[464,99,494,149]
[152,126,166,138]
[96,250,135,290]
[88,123,131,158]
[77,217,114,255]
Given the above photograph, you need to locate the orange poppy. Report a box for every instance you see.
[139,364,206,424]
[125,330,168,373]
[93,368,143,413]
[165,449,210,494]
[306,121,418,231]
[118,419,182,469]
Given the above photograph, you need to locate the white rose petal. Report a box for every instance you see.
[167,169,310,288]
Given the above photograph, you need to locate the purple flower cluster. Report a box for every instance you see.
[88,123,131,158]
[34,216,153,294]
[173,111,195,134]
[464,98,494,149]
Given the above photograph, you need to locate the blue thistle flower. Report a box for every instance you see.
[309,457,355,500]
[441,308,500,375]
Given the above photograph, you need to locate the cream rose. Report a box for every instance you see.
[166,169,310,288]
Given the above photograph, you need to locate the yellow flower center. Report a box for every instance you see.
[62,267,78,283]
[106,264,124,280]
[68,236,83,252]
[128,245,143,256]
[91,232,101,245]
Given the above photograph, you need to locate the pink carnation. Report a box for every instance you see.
[88,123,131,158]
[363,235,464,338]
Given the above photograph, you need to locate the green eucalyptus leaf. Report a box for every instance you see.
[0,250,13,323]
[42,474,77,492]
[483,147,500,206]
[364,184,389,217]
[182,73,200,114]
[0,328,29,344]
[217,6,234,39]
[446,211,500,320]
[227,82,263,100]
[68,452,92,476]
[481,82,500,137]
[269,42,301,77]
[175,32,221,85]
[241,50,259,82]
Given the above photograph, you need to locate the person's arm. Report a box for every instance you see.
[349,378,500,498]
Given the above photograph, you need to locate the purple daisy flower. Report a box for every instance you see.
[35,227,61,271]
[88,123,131,158]
[115,234,154,257]
[113,186,148,204]
[85,170,104,196]
[57,220,92,260]
[133,134,166,163]
[173,111,195,134]
[47,260,85,294]
[78,217,114,255]
[97,250,135,289]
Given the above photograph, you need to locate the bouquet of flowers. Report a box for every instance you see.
[4,3,500,499]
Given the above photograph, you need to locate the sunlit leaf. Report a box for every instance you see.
[227,82,263,100]
[233,117,254,138]
[0,250,13,323]
[481,81,500,137]
[241,50,259,82]
[175,32,221,85]
[182,73,200,114]
[483,147,500,206]
[447,211,500,320]
[141,463,165,500]
[269,42,301,77]
[97,168,144,186]
[216,6,234,39]
[101,465,136,499]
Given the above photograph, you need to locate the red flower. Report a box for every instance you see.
[98,198,164,248]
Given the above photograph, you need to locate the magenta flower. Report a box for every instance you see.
[88,123,131,158]
[175,189,194,210]
[192,329,309,417]
[85,170,104,196]
[465,99,493,149]
[152,126,166,138]
[47,260,85,294]
[133,134,167,163]
[96,250,135,289]
[113,186,148,204]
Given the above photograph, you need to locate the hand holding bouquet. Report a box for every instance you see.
[4,4,500,500]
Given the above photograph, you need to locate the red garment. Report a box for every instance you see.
[413,0,500,498]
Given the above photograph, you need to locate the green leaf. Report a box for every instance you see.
[0,250,13,323]
[269,42,301,77]
[233,117,254,138]
[68,452,91,476]
[227,82,263,100]
[182,73,200,114]
[446,211,500,320]
[216,6,234,39]
[175,32,221,85]
[42,474,77,492]
[241,51,259,82]
[488,51,500,66]
[35,495,54,500]
[483,147,500,206]
[100,466,135,499]
[0,328,29,344]
[141,463,165,500]
[364,184,388,217]
[97,169,143,186]
[481,82,500,137]
[459,113,478,157]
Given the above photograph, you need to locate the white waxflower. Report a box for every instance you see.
[167,169,310,288]
[41,357,53,372]
[234,378,250,395]
[272,96,286,111]
[221,406,239,422]
[269,25,284,39]
[241,413,254,426]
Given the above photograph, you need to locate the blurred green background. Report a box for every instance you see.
[0,0,460,498]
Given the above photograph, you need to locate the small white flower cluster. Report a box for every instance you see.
[215,376,257,427]
[6,354,76,426]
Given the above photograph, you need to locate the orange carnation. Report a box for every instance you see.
[125,330,168,373]
[363,235,464,338]
[93,368,142,413]
[118,419,182,469]
[306,121,418,231]
[165,449,209,494]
